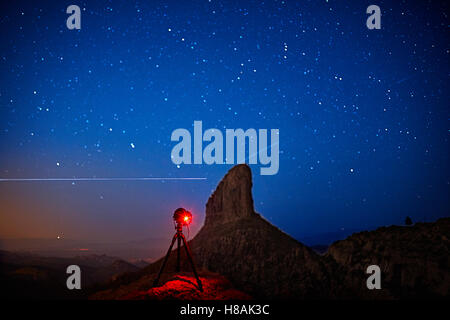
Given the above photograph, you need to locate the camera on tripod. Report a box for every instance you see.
[153,207,203,291]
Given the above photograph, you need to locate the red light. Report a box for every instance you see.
[173,208,192,225]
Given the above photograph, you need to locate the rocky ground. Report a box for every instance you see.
[90,271,251,300]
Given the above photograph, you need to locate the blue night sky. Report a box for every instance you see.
[0,0,448,243]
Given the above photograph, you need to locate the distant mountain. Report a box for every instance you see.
[93,164,450,300]
[128,259,150,269]
[298,228,370,247]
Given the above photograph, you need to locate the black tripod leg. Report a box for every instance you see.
[180,234,203,292]
[153,233,177,287]
[176,237,181,272]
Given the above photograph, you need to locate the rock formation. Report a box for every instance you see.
[203,164,255,226]
[190,164,334,298]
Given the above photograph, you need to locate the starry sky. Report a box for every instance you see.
[0,0,448,244]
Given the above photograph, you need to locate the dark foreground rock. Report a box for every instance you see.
[327,218,450,298]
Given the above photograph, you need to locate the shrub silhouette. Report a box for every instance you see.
[405,216,413,226]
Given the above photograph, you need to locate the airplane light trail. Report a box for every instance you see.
[0,177,207,182]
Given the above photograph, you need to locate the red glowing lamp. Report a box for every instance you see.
[154,207,203,292]
[173,207,192,226]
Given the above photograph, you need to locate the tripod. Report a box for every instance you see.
[153,222,203,291]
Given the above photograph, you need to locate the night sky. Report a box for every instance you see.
[0,0,448,243]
